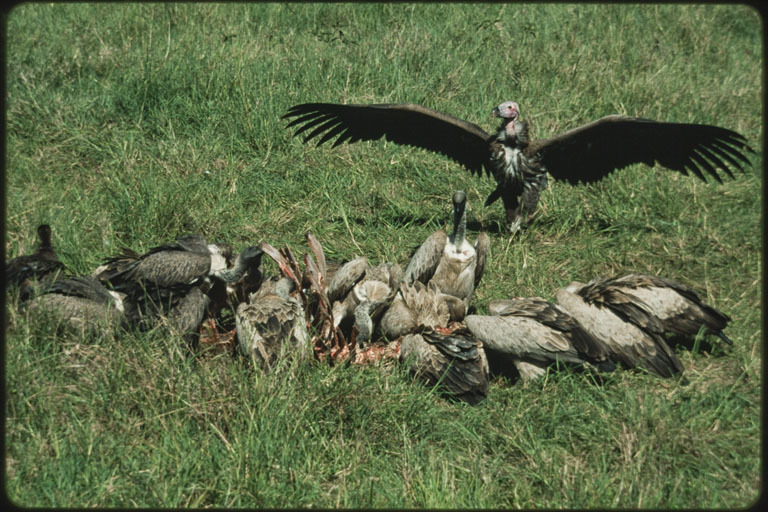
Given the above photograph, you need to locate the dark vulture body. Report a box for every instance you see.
[400,325,490,406]
[6,224,67,296]
[97,235,263,341]
[95,234,235,289]
[23,276,133,335]
[284,101,753,233]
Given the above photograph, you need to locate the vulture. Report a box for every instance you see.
[99,237,263,338]
[556,280,685,378]
[6,224,67,295]
[23,276,134,335]
[399,325,490,406]
[126,282,212,345]
[403,190,489,320]
[380,280,453,341]
[283,101,754,233]
[326,257,402,339]
[235,275,311,371]
[95,234,235,289]
[464,297,615,382]
[570,274,733,346]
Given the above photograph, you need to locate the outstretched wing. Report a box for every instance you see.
[283,103,494,176]
[533,115,753,185]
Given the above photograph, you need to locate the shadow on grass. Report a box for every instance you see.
[667,334,732,356]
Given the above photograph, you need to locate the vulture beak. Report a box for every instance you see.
[492,106,501,118]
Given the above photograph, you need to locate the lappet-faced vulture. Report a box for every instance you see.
[283,101,754,233]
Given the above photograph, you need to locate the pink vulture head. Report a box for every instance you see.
[492,101,520,121]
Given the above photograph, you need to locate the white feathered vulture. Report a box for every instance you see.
[283,101,754,233]
[402,190,489,320]
[465,297,616,382]
[568,274,733,346]
[556,280,685,378]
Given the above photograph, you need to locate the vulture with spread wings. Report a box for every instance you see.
[283,101,753,233]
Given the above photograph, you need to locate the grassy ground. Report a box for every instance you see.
[4,3,762,508]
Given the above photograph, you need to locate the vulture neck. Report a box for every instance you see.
[38,225,53,250]
[497,119,529,148]
[354,301,374,344]
[449,201,467,250]
[215,252,262,284]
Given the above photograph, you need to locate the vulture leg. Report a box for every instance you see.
[500,174,547,234]
[521,174,548,221]
[499,185,524,235]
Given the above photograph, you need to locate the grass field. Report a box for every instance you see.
[4,3,762,508]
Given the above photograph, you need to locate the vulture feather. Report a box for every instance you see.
[236,276,311,371]
[556,281,685,378]
[403,190,489,320]
[23,276,133,334]
[328,258,402,340]
[400,325,490,406]
[284,101,753,233]
[465,297,615,381]
[6,224,67,295]
[380,280,453,341]
[577,274,733,346]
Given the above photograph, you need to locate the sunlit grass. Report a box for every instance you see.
[5,3,762,508]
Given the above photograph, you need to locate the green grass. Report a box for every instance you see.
[4,3,762,508]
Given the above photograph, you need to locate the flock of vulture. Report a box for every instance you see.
[7,101,753,405]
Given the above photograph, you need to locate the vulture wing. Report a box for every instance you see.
[283,103,494,177]
[473,233,490,288]
[327,256,368,304]
[403,230,447,286]
[532,115,753,185]
[38,276,114,303]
